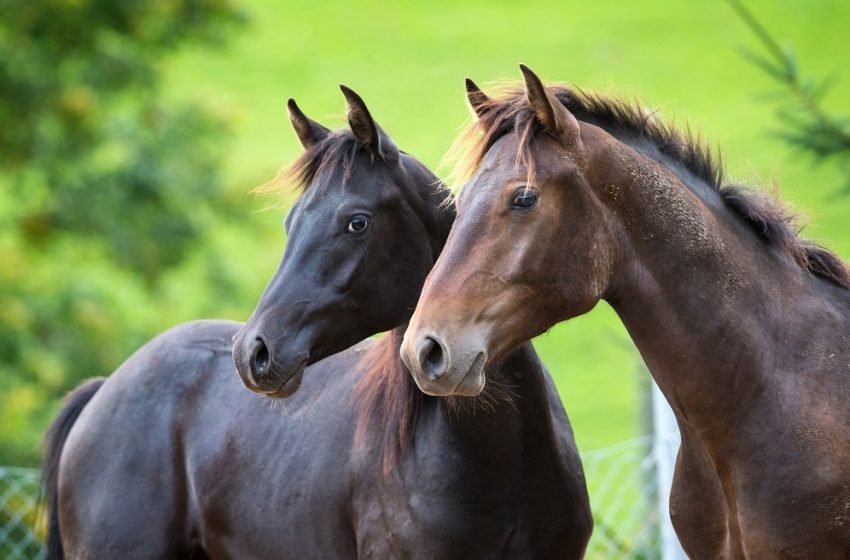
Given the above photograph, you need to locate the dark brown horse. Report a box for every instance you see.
[401,65,850,559]
[43,87,592,559]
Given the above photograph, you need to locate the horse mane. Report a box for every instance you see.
[257,129,389,197]
[353,327,423,476]
[352,327,522,476]
[452,84,850,290]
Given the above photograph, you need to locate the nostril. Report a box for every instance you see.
[252,338,270,377]
[420,336,447,381]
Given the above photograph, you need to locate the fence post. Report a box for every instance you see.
[651,382,688,560]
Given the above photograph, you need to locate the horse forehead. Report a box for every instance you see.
[459,141,523,200]
[298,182,343,213]
[348,162,405,198]
[477,132,560,180]
[300,169,381,208]
[485,133,523,167]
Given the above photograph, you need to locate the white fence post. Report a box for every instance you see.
[651,382,688,560]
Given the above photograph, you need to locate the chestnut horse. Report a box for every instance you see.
[43,87,592,559]
[402,65,850,559]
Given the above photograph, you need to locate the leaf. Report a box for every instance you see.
[738,47,790,82]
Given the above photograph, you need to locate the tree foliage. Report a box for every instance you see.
[729,0,850,191]
[0,0,247,465]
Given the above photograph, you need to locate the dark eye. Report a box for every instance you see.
[346,214,370,235]
[511,188,538,209]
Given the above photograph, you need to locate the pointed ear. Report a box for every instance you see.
[519,64,580,141]
[465,78,490,119]
[339,84,399,161]
[287,98,330,149]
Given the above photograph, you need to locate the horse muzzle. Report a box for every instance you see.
[401,330,487,397]
[233,331,309,398]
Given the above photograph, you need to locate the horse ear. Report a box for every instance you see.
[287,98,330,149]
[519,64,579,141]
[339,84,399,161]
[465,78,490,119]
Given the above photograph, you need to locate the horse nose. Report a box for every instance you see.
[417,335,448,381]
[250,337,271,380]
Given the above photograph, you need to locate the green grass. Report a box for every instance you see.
[162,0,850,451]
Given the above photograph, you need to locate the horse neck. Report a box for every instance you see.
[434,342,565,460]
[594,145,813,432]
[399,154,455,259]
[355,331,562,473]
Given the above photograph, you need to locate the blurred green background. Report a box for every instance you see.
[2,0,849,467]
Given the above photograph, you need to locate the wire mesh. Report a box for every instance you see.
[0,466,46,560]
[581,436,666,559]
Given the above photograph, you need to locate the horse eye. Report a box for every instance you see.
[346,214,370,235]
[511,188,538,209]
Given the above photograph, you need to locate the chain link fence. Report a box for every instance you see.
[0,466,45,560]
[0,437,680,559]
[582,436,673,559]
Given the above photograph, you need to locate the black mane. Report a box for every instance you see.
[262,129,391,196]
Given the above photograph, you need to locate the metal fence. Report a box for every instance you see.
[0,437,682,559]
[581,435,683,559]
[0,466,45,560]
